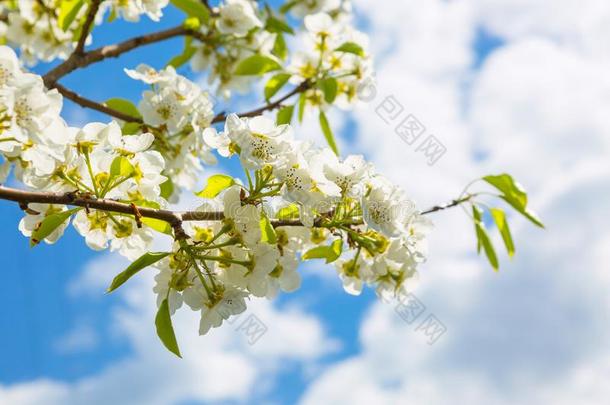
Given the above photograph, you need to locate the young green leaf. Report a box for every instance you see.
[109,155,134,177]
[279,0,298,14]
[155,298,182,358]
[483,174,527,206]
[318,77,338,104]
[277,204,300,220]
[260,214,278,244]
[475,222,499,271]
[167,37,196,68]
[472,206,499,271]
[265,16,294,34]
[142,218,173,235]
[277,105,295,125]
[160,178,174,200]
[472,205,483,253]
[171,0,210,24]
[272,33,288,60]
[335,42,365,57]
[196,174,235,198]
[264,73,291,101]
[122,122,142,135]
[234,55,282,76]
[483,174,544,228]
[104,98,142,119]
[500,196,545,228]
[298,93,307,123]
[319,111,339,156]
[58,0,85,32]
[30,208,80,247]
[302,239,343,264]
[107,252,170,293]
[489,208,515,258]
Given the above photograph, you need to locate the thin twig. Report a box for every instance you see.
[74,0,102,55]
[212,81,311,123]
[420,194,475,215]
[0,185,472,232]
[54,83,143,123]
[43,25,208,87]
[56,80,311,126]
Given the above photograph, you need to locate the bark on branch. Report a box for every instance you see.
[0,185,470,231]
[43,25,207,87]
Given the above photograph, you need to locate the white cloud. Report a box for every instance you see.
[297,0,610,403]
[301,167,610,405]
[0,252,338,405]
[53,323,99,354]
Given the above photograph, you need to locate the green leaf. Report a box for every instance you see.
[182,16,201,30]
[107,7,117,23]
[196,174,235,198]
[500,196,545,228]
[276,105,294,125]
[107,252,170,293]
[319,111,339,156]
[318,77,338,104]
[167,37,196,68]
[265,73,291,101]
[110,155,134,177]
[279,0,298,14]
[335,42,365,57]
[490,208,515,258]
[265,15,294,34]
[58,0,85,32]
[483,174,527,207]
[142,218,173,235]
[483,174,544,228]
[171,0,210,24]
[122,122,142,135]
[155,298,182,358]
[298,93,306,123]
[277,204,299,220]
[30,208,80,247]
[472,205,483,253]
[302,239,343,264]
[160,178,174,200]
[472,207,499,271]
[234,55,282,76]
[260,214,278,244]
[104,98,142,119]
[272,33,288,60]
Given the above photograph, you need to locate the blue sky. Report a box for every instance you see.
[1,5,376,403]
[2,1,610,404]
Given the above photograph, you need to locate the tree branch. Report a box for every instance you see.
[74,0,102,55]
[211,80,312,124]
[0,185,220,227]
[0,186,473,233]
[54,83,144,123]
[56,79,311,127]
[43,25,208,87]
[420,194,475,215]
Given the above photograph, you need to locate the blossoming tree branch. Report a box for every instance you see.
[0,0,543,357]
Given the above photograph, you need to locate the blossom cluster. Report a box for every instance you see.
[0,46,164,259]
[0,1,542,357]
[188,1,372,102]
[151,113,431,335]
[0,0,432,344]
[0,1,170,64]
[125,64,216,194]
[288,11,373,112]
